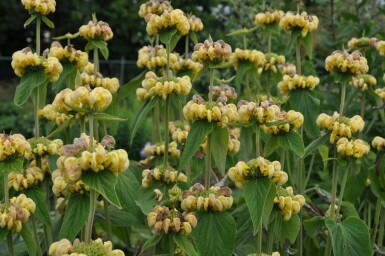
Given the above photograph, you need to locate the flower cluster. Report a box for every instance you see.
[52,169,90,196]
[171,58,203,77]
[49,238,124,256]
[21,0,56,16]
[228,157,287,188]
[180,184,233,212]
[145,9,190,36]
[188,15,204,32]
[278,74,320,95]
[255,10,284,25]
[183,95,238,128]
[325,50,368,75]
[278,63,297,76]
[141,166,187,188]
[137,45,178,71]
[12,47,63,81]
[274,186,305,221]
[376,40,385,56]
[79,21,113,41]
[279,11,319,37]
[261,109,303,135]
[0,133,31,161]
[212,84,238,101]
[350,74,376,91]
[26,137,63,160]
[347,37,378,50]
[0,194,36,233]
[80,72,120,94]
[192,39,232,64]
[261,53,285,73]
[374,87,385,100]
[316,112,365,143]
[136,71,192,100]
[143,141,181,158]
[65,86,113,112]
[201,127,241,155]
[8,167,44,191]
[336,138,370,159]
[38,88,74,125]
[139,0,173,17]
[169,121,190,145]
[56,134,129,183]
[232,48,266,70]
[372,136,385,151]
[147,205,197,234]
[49,42,89,71]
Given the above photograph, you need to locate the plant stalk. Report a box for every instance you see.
[339,82,347,116]
[103,198,113,242]
[204,133,212,189]
[209,68,214,102]
[243,33,247,49]
[185,35,189,60]
[85,189,97,243]
[163,97,170,168]
[378,208,385,247]
[4,174,9,203]
[93,48,99,74]
[267,30,272,53]
[256,127,261,157]
[258,224,263,254]
[371,197,382,249]
[303,152,316,191]
[6,233,15,256]
[267,220,277,253]
[31,215,43,256]
[336,164,350,216]
[296,37,301,75]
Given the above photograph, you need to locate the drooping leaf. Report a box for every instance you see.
[64,102,90,113]
[24,187,52,227]
[90,40,109,59]
[141,234,162,253]
[0,157,24,174]
[244,178,272,235]
[159,28,178,44]
[173,233,199,256]
[301,32,313,59]
[24,15,37,28]
[51,63,77,93]
[263,135,279,157]
[235,62,253,91]
[318,145,329,171]
[192,211,236,256]
[93,112,126,122]
[325,217,372,256]
[303,216,325,237]
[340,201,359,218]
[130,96,159,145]
[46,116,75,139]
[303,132,330,158]
[41,15,55,28]
[19,224,37,256]
[60,193,90,240]
[288,89,320,138]
[170,33,181,52]
[273,211,301,244]
[82,171,121,208]
[189,32,198,44]
[278,131,305,157]
[14,70,47,106]
[118,70,147,102]
[211,127,229,175]
[179,120,215,170]
[262,184,276,228]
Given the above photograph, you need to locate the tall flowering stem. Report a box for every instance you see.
[4,172,14,256]
[163,42,171,168]
[205,68,215,188]
[34,16,42,138]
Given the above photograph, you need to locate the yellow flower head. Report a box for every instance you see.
[192,39,232,64]
[21,0,56,16]
[79,21,113,41]
[279,11,319,37]
[325,50,368,75]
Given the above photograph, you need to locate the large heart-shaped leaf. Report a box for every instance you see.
[173,233,199,256]
[211,127,229,176]
[0,157,24,175]
[14,70,47,106]
[24,187,52,227]
[278,131,305,157]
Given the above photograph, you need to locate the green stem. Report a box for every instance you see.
[267,220,277,253]
[33,16,41,138]
[266,72,271,99]
[103,198,113,242]
[371,197,382,249]
[6,233,15,256]
[297,127,304,256]
[204,133,212,189]
[80,118,86,133]
[243,33,247,49]
[256,127,261,157]
[209,68,214,102]
[339,82,347,116]
[89,114,94,150]
[85,189,97,243]
[286,150,293,186]
[296,37,301,75]
[303,152,316,191]
[163,97,170,168]
[258,224,263,254]
[185,35,189,60]
[93,48,99,74]
[36,16,41,55]
[267,30,272,53]
[336,164,350,216]
[246,73,252,101]
[31,215,43,256]
[166,42,170,77]
[359,92,366,138]
[43,180,52,251]
[3,173,9,203]
[378,208,385,247]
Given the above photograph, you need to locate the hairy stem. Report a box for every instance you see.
[339,82,347,116]
[185,35,189,60]
[163,97,170,168]
[267,30,272,53]
[7,233,15,256]
[209,68,214,102]
[336,164,349,216]
[103,198,113,242]
[85,189,97,243]
[93,48,99,74]
[296,37,301,75]
[303,152,316,191]
[204,133,212,189]
[378,208,385,247]
[32,215,43,256]
[371,197,382,249]
[256,127,261,157]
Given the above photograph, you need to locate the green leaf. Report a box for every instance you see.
[179,120,215,170]
[189,32,198,45]
[60,193,90,240]
[288,89,320,138]
[159,28,178,44]
[64,102,90,113]
[303,216,325,237]
[235,62,253,91]
[24,187,52,227]
[46,116,75,139]
[262,184,276,228]
[51,63,77,93]
[0,157,24,174]
[141,234,162,253]
[278,131,305,157]
[170,34,181,52]
[173,233,199,256]
[19,224,37,256]
[41,15,55,28]
[340,201,359,218]
[118,70,147,102]
[244,178,272,235]
[325,217,372,256]
[53,32,79,40]
[190,156,205,183]
[286,30,302,53]
[304,132,330,158]
[318,145,329,171]
[274,211,301,244]
[263,135,279,157]
[192,211,236,256]
[82,170,121,208]
[264,117,298,127]
[93,112,126,122]
[14,70,47,106]
[24,15,37,28]
[0,228,8,243]
[192,64,208,82]
[130,96,159,145]
[301,32,313,59]
[90,40,109,59]
[211,127,229,175]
